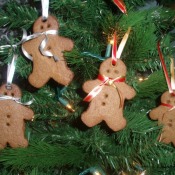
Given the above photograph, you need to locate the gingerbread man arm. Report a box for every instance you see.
[58,36,74,51]
[22,39,37,56]
[83,79,101,93]
[149,106,168,121]
[117,83,136,100]
[18,105,34,120]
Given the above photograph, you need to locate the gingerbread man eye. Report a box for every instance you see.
[47,24,51,28]
[167,100,171,104]
[4,92,7,95]
[40,25,44,30]
[11,93,14,97]
[114,70,119,74]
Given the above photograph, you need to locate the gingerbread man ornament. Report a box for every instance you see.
[22,15,74,88]
[150,91,175,145]
[81,58,136,131]
[0,84,34,149]
[149,91,175,123]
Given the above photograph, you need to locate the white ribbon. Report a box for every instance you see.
[116,27,131,59]
[0,29,27,50]
[0,95,33,106]
[22,29,58,61]
[42,0,49,21]
[6,54,18,89]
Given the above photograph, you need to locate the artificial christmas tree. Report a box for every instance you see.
[0,0,175,175]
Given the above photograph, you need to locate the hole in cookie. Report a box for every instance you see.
[167,100,170,104]
[47,24,51,28]
[7,115,11,118]
[106,69,110,73]
[40,25,44,30]
[104,94,108,98]
[102,102,106,106]
[6,123,10,126]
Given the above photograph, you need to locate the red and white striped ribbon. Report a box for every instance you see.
[113,0,127,14]
[157,41,174,94]
[112,31,117,65]
[111,27,131,66]
[83,74,125,102]
[161,103,175,111]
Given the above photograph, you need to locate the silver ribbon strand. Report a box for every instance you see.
[7,54,18,88]
[0,29,27,50]
[0,95,33,106]
[22,29,59,61]
[0,29,58,62]
[42,0,49,21]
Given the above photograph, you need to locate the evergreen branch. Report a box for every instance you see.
[0,2,38,29]
[137,70,167,98]
[0,142,86,170]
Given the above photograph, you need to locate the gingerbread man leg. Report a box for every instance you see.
[53,63,74,86]
[81,110,103,127]
[29,63,50,88]
[8,137,28,148]
[105,108,126,131]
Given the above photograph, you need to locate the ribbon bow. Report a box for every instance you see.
[83,74,125,108]
[22,29,58,61]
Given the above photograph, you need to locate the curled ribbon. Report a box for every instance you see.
[83,74,125,108]
[22,29,58,61]
[0,95,33,106]
[0,29,58,61]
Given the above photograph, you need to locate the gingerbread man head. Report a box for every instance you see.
[33,15,59,33]
[161,91,175,106]
[99,59,127,78]
[0,84,22,98]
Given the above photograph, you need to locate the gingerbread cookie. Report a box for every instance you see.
[149,91,175,122]
[149,91,175,145]
[22,15,74,88]
[81,58,136,131]
[0,84,34,149]
[159,109,175,146]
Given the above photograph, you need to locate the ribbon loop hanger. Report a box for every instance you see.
[41,0,49,21]
[112,27,131,65]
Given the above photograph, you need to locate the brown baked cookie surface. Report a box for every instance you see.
[81,58,136,131]
[0,84,34,149]
[22,15,74,88]
[149,91,175,145]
